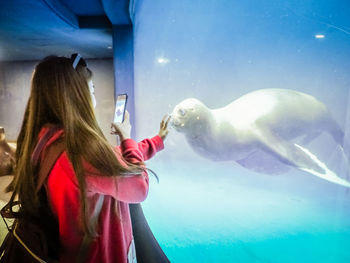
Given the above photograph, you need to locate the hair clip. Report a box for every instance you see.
[72,54,81,69]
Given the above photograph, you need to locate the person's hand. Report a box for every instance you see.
[111,111,131,141]
[158,115,171,141]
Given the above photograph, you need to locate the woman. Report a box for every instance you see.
[9,55,170,262]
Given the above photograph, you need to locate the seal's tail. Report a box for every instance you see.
[328,121,350,166]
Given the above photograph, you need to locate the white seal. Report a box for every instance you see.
[171,89,350,187]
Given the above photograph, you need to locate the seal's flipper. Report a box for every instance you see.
[295,144,350,187]
[256,129,350,187]
[256,130,325,173]
[236,150,290,175]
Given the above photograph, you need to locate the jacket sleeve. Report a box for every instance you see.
[136,135,164,161]
[85,136,164,203]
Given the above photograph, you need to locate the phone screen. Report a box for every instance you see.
[114,94,128,123]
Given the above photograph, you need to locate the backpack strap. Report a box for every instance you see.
[35,138,65,193]
[31,125,62,167]
[31,125,65,193]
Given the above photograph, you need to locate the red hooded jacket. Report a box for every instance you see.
[38,125,164,262]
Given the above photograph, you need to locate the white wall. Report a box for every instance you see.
[0,59,115,144]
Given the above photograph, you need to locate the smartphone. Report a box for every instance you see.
[114,94,128,123]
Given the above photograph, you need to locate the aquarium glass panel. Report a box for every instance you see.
[134,1,350,262]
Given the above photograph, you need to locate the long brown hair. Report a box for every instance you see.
[10,55,144,236]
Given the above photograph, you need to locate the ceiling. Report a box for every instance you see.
[0,0,134,61]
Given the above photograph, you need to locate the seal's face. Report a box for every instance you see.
[170,98,204,133]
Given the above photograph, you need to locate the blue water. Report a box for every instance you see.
[142,160,350,262]
[133,0,350,262]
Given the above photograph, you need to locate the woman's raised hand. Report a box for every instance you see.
[158,115,171,141]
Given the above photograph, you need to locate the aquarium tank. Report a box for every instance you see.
[132,0,350,262]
